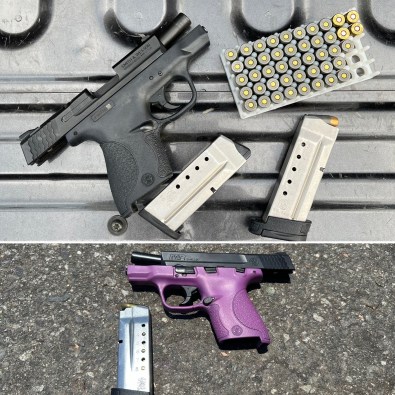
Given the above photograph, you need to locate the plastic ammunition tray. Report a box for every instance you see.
[0,0,394,241]
[221,9,379,118]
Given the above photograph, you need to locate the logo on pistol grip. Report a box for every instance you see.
[232,325,243,336]
[142,173,155,186]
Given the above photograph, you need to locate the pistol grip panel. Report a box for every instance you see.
[144,132,172,178]
[101,131,172,218]
[207,289,271,346]
[232,289,270,343]
[207,304,230,340]
[101,141,139,217]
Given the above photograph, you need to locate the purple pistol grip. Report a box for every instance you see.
[208,286,271,345]
[126,266,271,346]
[205,268,270,345]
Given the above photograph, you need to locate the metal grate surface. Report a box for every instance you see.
[0,0,394,241]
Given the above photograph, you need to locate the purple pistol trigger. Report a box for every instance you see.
[127,251,294,348]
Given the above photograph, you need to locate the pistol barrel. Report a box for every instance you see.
[131,252,162,265]
[157,13,191,48]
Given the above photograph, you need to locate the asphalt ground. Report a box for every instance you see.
[0,243,394,395]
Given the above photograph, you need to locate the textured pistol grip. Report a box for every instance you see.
[101,131,172,218]
[207,289,271,346]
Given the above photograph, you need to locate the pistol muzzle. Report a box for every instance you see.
[158,13,191,48]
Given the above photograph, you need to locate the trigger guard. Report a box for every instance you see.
[160,285,199,308]
[150,86,180,111]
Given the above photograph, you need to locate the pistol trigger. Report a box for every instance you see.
[150,87,179,111]
[179,286,199,306]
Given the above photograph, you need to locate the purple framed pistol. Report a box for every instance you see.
[127,251,294,348]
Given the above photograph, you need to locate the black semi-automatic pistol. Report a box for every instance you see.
[20,14,210,219]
